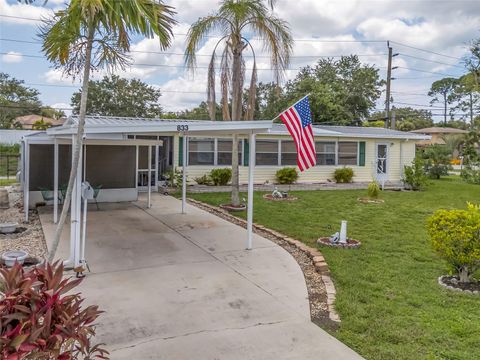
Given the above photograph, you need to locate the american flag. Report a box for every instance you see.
[279,96,317,171]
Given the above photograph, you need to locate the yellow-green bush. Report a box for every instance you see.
[426,203,480,283]
[333,167,354,183]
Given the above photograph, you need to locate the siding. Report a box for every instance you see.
[174,134,417,184]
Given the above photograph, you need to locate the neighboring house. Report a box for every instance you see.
[411,127,468,146]
[14,114,65,129]
[21,116,429,207]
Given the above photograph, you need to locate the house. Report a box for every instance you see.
[21,116,429,210]
[410,127,468,146]
[14,114,65,129]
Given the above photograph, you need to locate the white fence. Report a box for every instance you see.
[0,130,39,145]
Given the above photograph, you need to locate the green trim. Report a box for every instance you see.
[359,141,366,166]
[178,137,183,166]
[243,139,249,166]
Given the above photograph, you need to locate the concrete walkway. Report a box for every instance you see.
[39,195,363,359]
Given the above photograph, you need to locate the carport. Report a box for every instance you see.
[22,116,272,269]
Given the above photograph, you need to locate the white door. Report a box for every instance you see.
[375,143,389,184]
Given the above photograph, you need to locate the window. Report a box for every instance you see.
[188,138,214,165]
[280,140,297,165]
[256,140,279,165]
[315,142,336,165]
[217,139,243,165]
[338,142,358,165]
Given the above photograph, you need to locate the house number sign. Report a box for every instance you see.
[177,125,189,131]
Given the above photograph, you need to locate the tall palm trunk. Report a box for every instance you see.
[48,24,94,263]
[230,38,244,206]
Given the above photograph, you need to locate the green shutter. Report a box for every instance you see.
[178,137,183,166]
[359,141,366,166]
[243,139,249,166]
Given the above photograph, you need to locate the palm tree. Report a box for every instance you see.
[185,0,293,206]
[40,0,176,263]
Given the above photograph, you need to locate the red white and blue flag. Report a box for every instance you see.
[279,96,316,171]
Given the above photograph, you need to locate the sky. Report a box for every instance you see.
[0,0,479,121]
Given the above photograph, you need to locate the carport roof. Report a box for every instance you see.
[46,116,273,136]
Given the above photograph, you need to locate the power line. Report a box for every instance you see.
[0,37,387,59]
[0,15,386,43]
[397,53,464,69]
[392,101,447,109]
[389,41,464,61]
[395,66,460,77]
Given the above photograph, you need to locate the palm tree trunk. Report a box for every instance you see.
[230,40,243,206]
[444,93,447,126]
[48,24,94,263]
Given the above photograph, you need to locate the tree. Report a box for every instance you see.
[0,73,42,128]
[71,75,163,118]
[428,77,458,125]
[369,107,433,131]
[421,145,452,179]
[451,74,480,124]
[40,0,176,264]
[283,56,383,124]
[185,0,293,206]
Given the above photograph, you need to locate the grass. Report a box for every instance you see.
[186,178,480,360]
[0,178,17,186]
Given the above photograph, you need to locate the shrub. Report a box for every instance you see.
[460,165,480,185]
[427,203,480,283]
[275,167,298,184]
[0,262,108,359]
[402,157,428,190]
[421,145,452,179]
[333,167,354,183]
[164,169,183,188]
[194,174,212,185]
[367,181,380,198]
[210,168,232,186]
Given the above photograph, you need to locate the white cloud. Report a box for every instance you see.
[2,51,23,63]
[0,0,54,25]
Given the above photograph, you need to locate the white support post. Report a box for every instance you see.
[73,141,83,268]
[147,145,152,208]
[24,139,30,222]
[53,140,59,224]
[80,144,87,265]
[246,133,256,250]
[135,145,139,191]
[182,134,188,214]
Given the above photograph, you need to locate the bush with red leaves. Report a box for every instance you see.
[0,262,109,360]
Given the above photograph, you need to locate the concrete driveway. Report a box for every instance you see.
[39,195,363,359]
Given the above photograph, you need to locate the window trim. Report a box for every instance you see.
[337,141,359,166]
[255,139,280,166]
[187,137,244,167]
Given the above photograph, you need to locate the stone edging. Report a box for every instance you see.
[438,275,480,295]
[187,198,340,323]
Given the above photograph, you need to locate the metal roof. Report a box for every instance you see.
[267,123,430,140]
[48,116,273,136]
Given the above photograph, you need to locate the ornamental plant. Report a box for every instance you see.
[0,262,108,360]
[275,167,298,184]
[367,181,380,199]
[402,156,428,191]
[210,168,232,186]
[427,203,480,283]
[333,167,354,183]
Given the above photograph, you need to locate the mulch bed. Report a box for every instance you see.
[357,197,384,204]
[317,237,362,249]
[263,194,298,201]
[187,198,339,330]
[438,275,480,294]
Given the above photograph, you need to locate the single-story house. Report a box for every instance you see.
[411,127,468,146]
[22,116,429,210]
[14,114,65,129]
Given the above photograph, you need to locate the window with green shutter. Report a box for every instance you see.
[359,141,366,166]
[178,137,183,166]
[243,139,249,166]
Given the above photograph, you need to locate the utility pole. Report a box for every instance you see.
[385,41,393,129]
[391,109,396,130]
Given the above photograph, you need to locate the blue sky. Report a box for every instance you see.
[0,0,478,120]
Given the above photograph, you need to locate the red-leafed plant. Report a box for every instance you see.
[0,262,109,360]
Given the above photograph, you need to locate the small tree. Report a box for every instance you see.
[402,156,428,190]
[421,145,452,179]
[427,203,480,283]
[0,262,108,359]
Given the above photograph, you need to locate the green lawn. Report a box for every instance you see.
[186,178,480,360]
[0,178,17,186]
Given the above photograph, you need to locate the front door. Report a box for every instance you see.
[375,143,388,184]
[137,146,157,192]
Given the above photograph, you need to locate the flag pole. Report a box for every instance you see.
[272,93,311,122]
